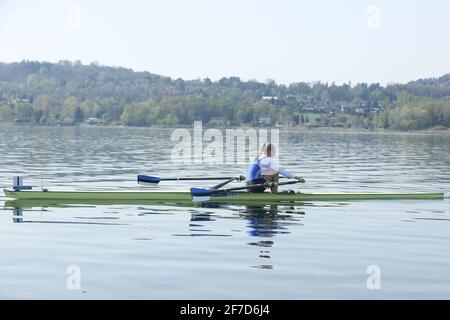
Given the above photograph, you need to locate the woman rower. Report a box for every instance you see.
[246,143,304,193]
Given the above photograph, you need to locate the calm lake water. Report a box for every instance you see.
[0,125,449,299]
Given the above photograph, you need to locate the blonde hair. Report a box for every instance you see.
[264,143,276,157]
[259,143,268,155]
[252,143,268,161]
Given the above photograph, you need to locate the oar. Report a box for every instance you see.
[191,180,304,197]
[211,175,246,190]
[137,175,243,184]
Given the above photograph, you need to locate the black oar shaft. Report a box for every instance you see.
[137,175,244,184]
[163,177,237,181]
[163,177,285,181]
[211,175,246,190]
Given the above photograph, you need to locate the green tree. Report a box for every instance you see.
[74,106,84,123]
[320,90,331,104]
[235,108,254,123]
[33,94,55,115]
[40,115,48,125]
[252,100,273,116]
[61,96,78,119]
[0,104,14,122]
[376,111,390,129]
[80,101,97,119]
[121,100,157,126]
[34,110,44,123]
[15,103,34,121]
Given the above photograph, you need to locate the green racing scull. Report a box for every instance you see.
[3,174,444,207]
[3,188,444,205]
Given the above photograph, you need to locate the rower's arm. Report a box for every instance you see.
[277,166,296,179]
[260,157,298,179]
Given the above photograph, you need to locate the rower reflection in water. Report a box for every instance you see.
[246,143,305,193]
[188,202,305,269]
[242,204,305,269]
[243,205,297,236]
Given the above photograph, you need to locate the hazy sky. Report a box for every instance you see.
[1,0,449,85]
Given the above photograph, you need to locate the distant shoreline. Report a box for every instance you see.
[1,122,449,135]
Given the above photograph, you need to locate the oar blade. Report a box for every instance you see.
[190,188,215,202]
[190,188,213,196]
[137,175,161,184]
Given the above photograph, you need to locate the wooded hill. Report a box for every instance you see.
[1,61,449,130]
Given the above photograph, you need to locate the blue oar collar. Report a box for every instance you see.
[137,175,161,183]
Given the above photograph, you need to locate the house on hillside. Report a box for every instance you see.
[209,117,227,127]
[262,96,278,104]
[262,96,278,101]
[86,117,99,125]
[258,116,272,126]
[340,103,357,114]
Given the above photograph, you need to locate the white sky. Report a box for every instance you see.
[0,0,449,85]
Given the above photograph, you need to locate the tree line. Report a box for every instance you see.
[1,61,450,130]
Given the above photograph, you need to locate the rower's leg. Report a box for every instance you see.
[263,174,279,193]
[271,174,279,193]
[246,178,266,193]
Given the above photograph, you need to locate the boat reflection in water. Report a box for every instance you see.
[7,204,127,226]
[5,199,313,269]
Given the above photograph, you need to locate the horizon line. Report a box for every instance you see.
[1,59,448,88]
